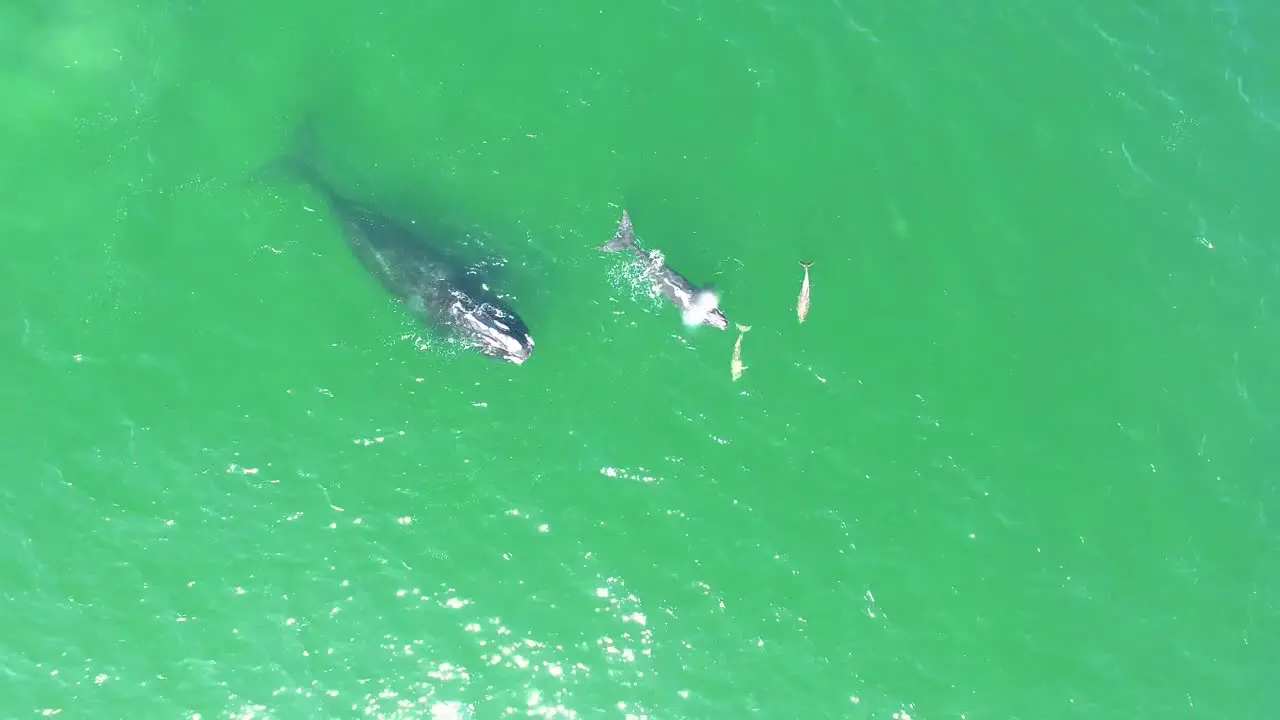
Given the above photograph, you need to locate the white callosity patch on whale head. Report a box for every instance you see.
[453,302,533,363]
[495,328,528,359]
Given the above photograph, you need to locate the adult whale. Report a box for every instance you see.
[283,161,534,364]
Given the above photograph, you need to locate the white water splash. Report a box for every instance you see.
[680,290,721,328]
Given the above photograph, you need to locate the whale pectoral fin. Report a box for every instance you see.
[599,210,638,252]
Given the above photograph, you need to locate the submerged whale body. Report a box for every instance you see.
[295,168,534,364]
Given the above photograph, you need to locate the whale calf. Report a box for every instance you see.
[598,210,729,330]
[291,167,534,364]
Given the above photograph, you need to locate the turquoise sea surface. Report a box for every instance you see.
[3,0,1277,717]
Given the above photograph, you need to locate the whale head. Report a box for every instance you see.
[681,289,729,330]
[449,293,535,365]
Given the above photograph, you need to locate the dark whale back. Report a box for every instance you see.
[323,192,466,325]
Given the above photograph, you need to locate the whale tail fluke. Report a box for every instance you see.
[599,210,639,253]
[251,114,329,192]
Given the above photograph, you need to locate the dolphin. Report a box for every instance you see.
[598,210,729,330]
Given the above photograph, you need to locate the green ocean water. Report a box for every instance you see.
[3,0,1278,717]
